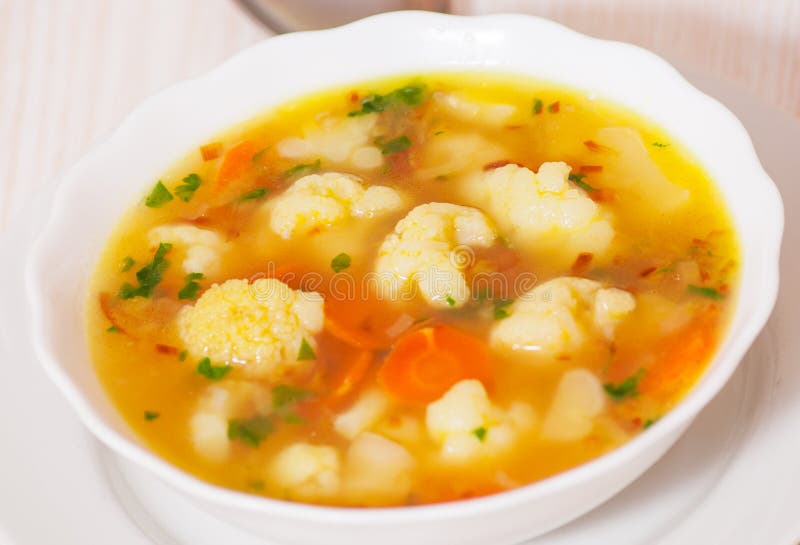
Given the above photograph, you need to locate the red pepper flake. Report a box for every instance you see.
[583,140,614,153]
[580,165,604,173]
[556,354,571,361]
[548,101,560,113]
[692,238,711,248]
[504,124,524,130]
[700,269,711,281]
[199,142,222,161]
[155,344,179,355]
[483,159,524,171]
[588,187,615,203]
[640,266,658,277]
[571,252,594,275]
[349,90,359,103]
[718,284,730,294]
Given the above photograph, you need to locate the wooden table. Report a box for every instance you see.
[1,0,797,230]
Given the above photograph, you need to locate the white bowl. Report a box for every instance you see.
[25,11,783,545]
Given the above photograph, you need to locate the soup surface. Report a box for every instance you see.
[88,73,738,507]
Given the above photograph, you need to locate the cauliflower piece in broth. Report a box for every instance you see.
[374,203,497,308]
[463,162,614,263]
[540,369,606,441]
[268,172,403,239]
[269,443,342,501]
[147,224,224,276]
[491,277,635,358]
[177,278,324,379]
[343,432,416,505]
[425,379,537,463]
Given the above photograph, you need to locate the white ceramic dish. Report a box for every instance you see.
[24,11,783,545]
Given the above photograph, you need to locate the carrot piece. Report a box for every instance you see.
[322,297,394,351]
[199,142,223,161]
[640,305,719,396]
[216,140,261,187]
[326,350,374,404]
[378,325,493,404]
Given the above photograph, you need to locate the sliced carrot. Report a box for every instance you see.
[640,305,719,397]
[378,325,493,404]
[216,140,262,187]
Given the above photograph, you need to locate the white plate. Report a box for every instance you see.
[1,67,798,545]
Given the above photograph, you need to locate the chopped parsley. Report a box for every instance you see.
[445,295,457,307]
[652,141,670,148]
[178,272,204,301]
[296,338,316,361]
[493,299,513,320]
[348,84,426,117]
[280,412,307,425]
[272,384,315,409]
[237,188,269,202]
[144,181,173,208]
[603,369,645,401]
[120,256,135,272]
[196,357,231,381]
[174,173,202,202]
[248,480,266,491]
[282,159,321,179]
[532,98,543,115]
[643,418,658,429]
[106,325,120,333]
[227,416,275,447]
[144,410,160,421]
[330,253,351,273]
[687,284,725,300]
[178,350,188,361]
[568,173,597,192]
[379,135,412,155]
[473,426,488,442]
[118,242,172,299]
[434,130,445,136]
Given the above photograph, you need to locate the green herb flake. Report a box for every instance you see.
[434,130,445,136]
[687,284,725,300]
[251,148,269,163]
[331,253,352,273]
[144,181,174,208]
[532,98,543,115]
[493,299,513,320]
[227,416,275,447]
[568,173,597,192]
[178,350,188,361]
[296,338,317,361]
[652,142,670,148]
[272,384,315,409]
[281,412,307,425]
[473,426,488,442]
[196,357,232,381]
[282,159,321,179]
[144,410,160,421]
[445,295,457,307]
[120,256,136,272]
[106,325,120,333]
[603,369,645,401]
[178,272,205,301]
[248,480,266,491]
[117,242,173,299]
[237,188,269,202]
[643,418,659,429]
[348,84,426,117]
[379,135,412,155]
[174,173,203,202]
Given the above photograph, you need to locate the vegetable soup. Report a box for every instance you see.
[87,73,738,507]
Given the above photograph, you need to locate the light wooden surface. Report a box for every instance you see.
[1,0,797,232]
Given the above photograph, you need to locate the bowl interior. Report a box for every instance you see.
[26,11,783,518]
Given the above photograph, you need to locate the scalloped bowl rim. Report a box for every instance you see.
[24,11,783,524]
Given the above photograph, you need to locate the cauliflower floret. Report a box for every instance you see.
[541,369,606,441]
[434,92,517,126]
[269,443,341,501]
[491,277,635,358]
[148,224,224,275]
[425,379,537,463]
[190,381,270,462]
[463,163,614,262]
[277,115,384,170]
[333,389,391,440]
[268,172,403,239]
[374,203,497,308]
[343,432,416,505]
[177,278,324,379]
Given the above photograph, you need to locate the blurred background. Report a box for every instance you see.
[1,0,798,231]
